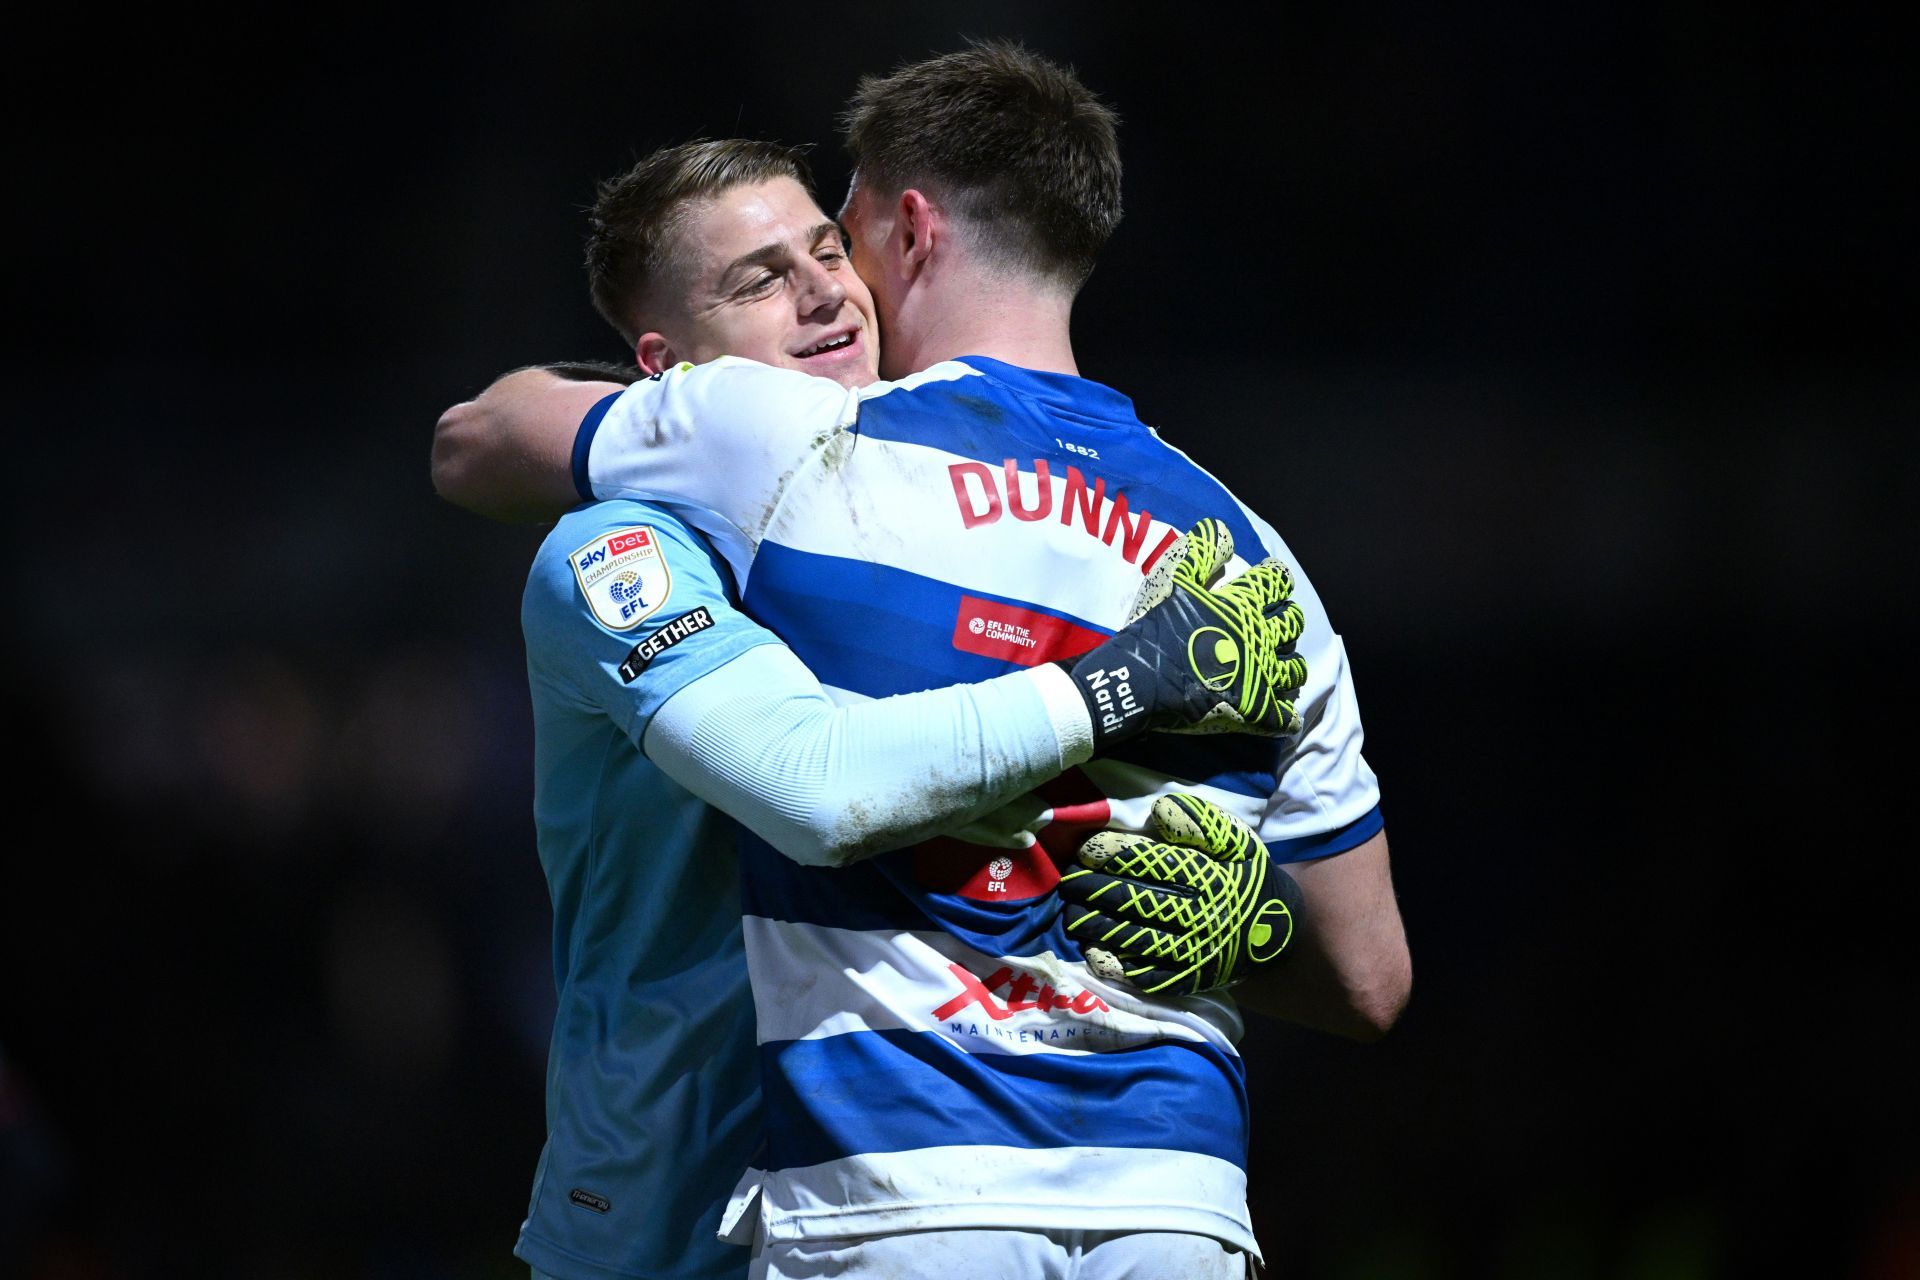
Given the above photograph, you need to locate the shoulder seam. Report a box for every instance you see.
[855,361,982,405]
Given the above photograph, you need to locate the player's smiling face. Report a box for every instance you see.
[652,177,880,389]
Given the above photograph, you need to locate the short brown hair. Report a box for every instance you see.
[841,41,1121,289]
[586,139,813,344]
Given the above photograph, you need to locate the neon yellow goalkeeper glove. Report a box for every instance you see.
[1059,793,1301,996]
[1058,519,1308,749]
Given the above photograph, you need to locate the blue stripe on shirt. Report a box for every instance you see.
[1269,802,1384,863]
[740,835,1079,958]
[572,391,621,502]
[759,1026,1247,1171]
[740,834,928,932]
[743,542,1108,697]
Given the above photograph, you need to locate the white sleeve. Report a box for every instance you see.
[1234,501,1382,850]
[582,357,861,582]
[641,644,1095,868]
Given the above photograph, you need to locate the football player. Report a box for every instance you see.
[438,44,1409,1280]
[455,138,1315,1280]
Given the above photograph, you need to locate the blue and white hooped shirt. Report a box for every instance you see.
[577,355,1384,1256]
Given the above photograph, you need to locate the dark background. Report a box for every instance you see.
[5,5,1914,1277]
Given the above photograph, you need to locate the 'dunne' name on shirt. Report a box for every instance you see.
[947,459,1181,576]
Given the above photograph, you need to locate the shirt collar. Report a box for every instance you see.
[954,355,1140,426]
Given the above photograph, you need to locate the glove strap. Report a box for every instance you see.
[1059,588,1213,752]
[1055,656,1150,751]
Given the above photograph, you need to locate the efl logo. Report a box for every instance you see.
[569,525,672,631]
[930,962,1111,1023]
[912,838,1058,899]
[607,529,653,557]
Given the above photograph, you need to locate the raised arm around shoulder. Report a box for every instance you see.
[432,368,619,523]
[1235,830,1411,1040]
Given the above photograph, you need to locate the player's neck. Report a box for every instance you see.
[888,272,1079,380]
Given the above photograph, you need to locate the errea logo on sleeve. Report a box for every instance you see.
[570,526,672,630]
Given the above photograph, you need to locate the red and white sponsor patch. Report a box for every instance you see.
[951,595,1107,667]
[570,525,672,631]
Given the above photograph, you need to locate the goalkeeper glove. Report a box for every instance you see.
[1059,793,1301,996]
[1058,519,1307,751]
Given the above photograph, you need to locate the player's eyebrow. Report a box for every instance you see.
[717,242,787,286]
[719,224,845,284]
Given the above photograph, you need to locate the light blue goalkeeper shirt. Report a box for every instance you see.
[516,498,778,1280]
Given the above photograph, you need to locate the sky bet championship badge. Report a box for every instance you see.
[570,526,672,630]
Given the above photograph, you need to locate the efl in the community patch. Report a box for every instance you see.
[570,526,672,630]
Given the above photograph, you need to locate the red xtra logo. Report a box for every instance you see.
[930,963,1111,1022]
[607,529,653,556]
[951,595,1107,668]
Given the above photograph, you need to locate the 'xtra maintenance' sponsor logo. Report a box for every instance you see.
[930,962,1117,1045]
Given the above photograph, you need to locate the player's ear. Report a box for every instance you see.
[635,333,678,376]
[899,189,938,273]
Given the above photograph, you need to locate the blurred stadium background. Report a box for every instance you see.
[4,5,1913,1276]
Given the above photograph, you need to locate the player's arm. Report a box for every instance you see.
[433,359,857,552]
[432,367,623,523]
[648,558,1301,866]
[527,508,1074,866]
[1219,505,1409,1034]
[1231,831,1409,1040]
[649,522,1309,866]
[534,512,1309,869]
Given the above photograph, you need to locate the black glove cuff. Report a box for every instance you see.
[1057,655,1151,752]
